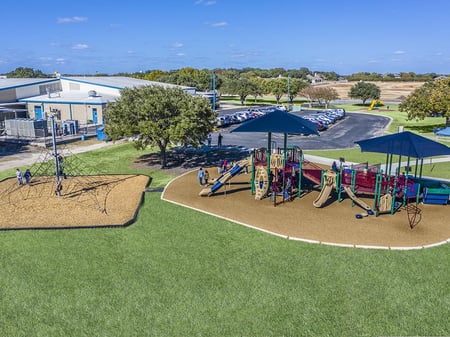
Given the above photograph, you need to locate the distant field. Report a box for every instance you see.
[321,81,425,102]
[221,81,426,106]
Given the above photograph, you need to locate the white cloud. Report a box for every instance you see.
[195,0,216,5]
[173,42,184,48]
[57,16,88,24]
[176,53,185,57]
[56,58,65,64]
[210,21,228,27]
[72,43,89,50]
[393,50,405,55]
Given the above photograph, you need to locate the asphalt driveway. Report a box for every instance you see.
[212,112,391,150]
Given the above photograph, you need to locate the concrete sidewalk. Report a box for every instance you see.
[0,141,116,172]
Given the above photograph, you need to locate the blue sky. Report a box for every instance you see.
[1,0,449,75]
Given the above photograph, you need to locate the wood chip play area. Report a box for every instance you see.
[0,174,149,229]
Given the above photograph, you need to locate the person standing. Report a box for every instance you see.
[222,159,227,172]
[204,169,209,185]
[218,133,223,148]
[16,168,23,185]
[198,167,204,186]
[331,161,338,172]
[24,169,32,184]
[207,133,212,147]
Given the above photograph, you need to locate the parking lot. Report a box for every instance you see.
[212,107,391,150]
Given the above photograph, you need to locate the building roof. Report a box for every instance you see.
[61,76,195,91]
[18,90,117,105]
[0,78,59,91]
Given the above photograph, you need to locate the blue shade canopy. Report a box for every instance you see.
[435,127,450,137]
[231,109,319,136]
[355,131,450,159]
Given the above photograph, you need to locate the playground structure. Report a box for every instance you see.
[368,99,383,111]
[306,160,449,228]
[199,146,304,204]
[0,115,150,229]
[197,143,450,229]
[251,146,303,205]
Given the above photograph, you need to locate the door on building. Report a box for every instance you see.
[92,108,98,124]
[34,106,43,119]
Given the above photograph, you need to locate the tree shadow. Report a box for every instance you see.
[406,123,446,133]
[135,145,251,171]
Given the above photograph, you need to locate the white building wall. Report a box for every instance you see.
[15,85,42,99]
[60,79,121,96]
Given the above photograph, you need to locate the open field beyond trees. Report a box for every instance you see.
[321,81,425,101]
[220,81,427,106]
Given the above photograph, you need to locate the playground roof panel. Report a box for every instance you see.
[355,131,450,158]
[230,109,319,136]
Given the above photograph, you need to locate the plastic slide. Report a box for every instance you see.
[368,99,377,111]
[313,172,336,208]
[343,186,372,211]
[199,159,249,196]
[368,99,384,111]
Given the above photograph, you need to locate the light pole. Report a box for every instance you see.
[50,114,61,197]
[211,72,216,112]
[287,73,291,105]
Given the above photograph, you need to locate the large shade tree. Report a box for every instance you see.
[105,86,216,168]
[222,78,259,105]
[399,77,450,126]
[348,81,381,105]
[287,78,309,103]
[264,78,287,104]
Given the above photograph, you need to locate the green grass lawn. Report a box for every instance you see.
[1,143,449,336]
[337,103,448,135]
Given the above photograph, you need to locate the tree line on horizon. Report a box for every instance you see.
[4,66,445,88]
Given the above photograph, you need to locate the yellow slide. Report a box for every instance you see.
[343,186,372,211]
[368,99,383,111]
[313,171,336,208]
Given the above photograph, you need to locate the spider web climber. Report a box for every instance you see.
[0,116,125,214]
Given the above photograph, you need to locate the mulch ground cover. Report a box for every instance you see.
[162,167,450,248]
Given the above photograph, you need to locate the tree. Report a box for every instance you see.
[6,67,48,78]
[399,78,450,126]
[348,81,381,105]
[248,78,263,102]
[222,79,259,105]
[315,87,339,108]
[299,86,317,107]
[104,86,216,168]
[265,78,287,104]
[288,78,309,103]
